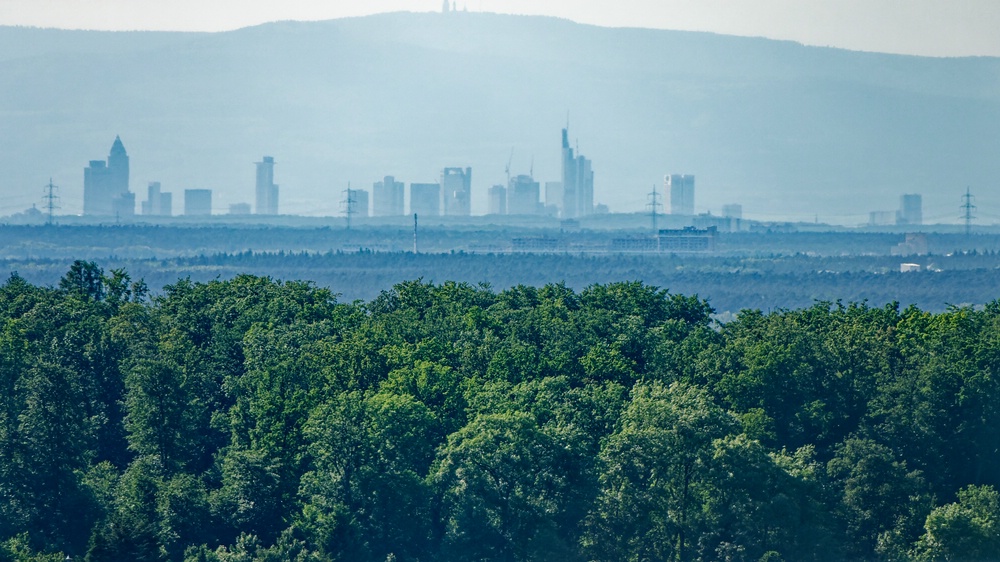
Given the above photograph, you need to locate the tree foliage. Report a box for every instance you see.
[0,265,998,560]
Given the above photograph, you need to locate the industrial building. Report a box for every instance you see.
[658,226,717,252]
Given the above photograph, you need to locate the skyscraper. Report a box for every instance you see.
[545,181,563,210]
[898,194,922,225]
[352,189,370,218]
[507,175,541,215]
[373,176,405,216]
[84,135,132,216]
[488,185,507,215]
[560,128,594,219]
[442,167,472,216]
[111,192,135,218]
[184,189,212,216]
[142,182,172,216]
[410,183,441,216]
[666,174,695,215]
[255,156,279,215]
[722,204,742,219]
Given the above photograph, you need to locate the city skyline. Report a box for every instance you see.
[1,13,994,225]
[11,131,943,227]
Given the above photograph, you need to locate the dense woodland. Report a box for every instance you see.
[3,262,1000,561]
[6,249,1000,315]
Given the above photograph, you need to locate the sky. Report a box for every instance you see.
[1,0,998,57]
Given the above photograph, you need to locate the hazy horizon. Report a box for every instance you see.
[1,11,997,225]
[2,0,999,58]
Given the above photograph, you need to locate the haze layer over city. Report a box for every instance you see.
[1,2,998,223]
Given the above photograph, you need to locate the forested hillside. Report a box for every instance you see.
[3,262,1000,561]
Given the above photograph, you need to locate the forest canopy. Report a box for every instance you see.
[2,261,1000,561]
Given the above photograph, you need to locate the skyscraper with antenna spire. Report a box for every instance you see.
[560,126,594,219]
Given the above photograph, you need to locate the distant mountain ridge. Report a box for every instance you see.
[0,12,997,222]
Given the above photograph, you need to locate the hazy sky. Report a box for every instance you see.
[1,0,998,57]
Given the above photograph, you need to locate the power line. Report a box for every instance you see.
[961,187,976,236]
[43,178,60,225]
[646,184,662,232]
[341,184,357,230]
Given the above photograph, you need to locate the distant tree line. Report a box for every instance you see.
[2,263,1000,560]
[4,250,1000,314]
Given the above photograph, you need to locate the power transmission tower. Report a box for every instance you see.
[647,184,662,232]
[341,184,357,230]
[43,178,60,225]
[961,187,976,236]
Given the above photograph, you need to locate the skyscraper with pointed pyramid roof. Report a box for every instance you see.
[84,135,133,216]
